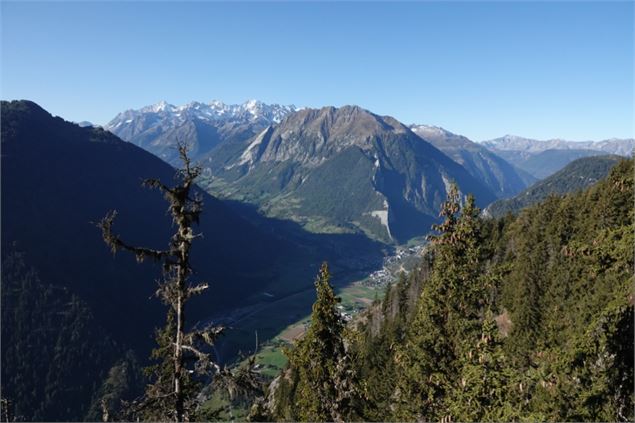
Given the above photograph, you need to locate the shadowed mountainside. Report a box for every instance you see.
[1,100,383,420]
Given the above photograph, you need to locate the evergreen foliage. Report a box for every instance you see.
[346,160,634,422]
[270,263,362,422]
[392,187,491,421]
[86,351,145,421]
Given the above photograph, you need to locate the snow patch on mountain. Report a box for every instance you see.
[410,124,453,139]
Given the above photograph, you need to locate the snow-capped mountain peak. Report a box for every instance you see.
[106,99,298,135]
[140,100,175,114]
[244,98,261,109]
[104,100,300,163]
[410,124,454,138]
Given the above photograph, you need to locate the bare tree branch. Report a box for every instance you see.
[186,283,208,299]
[97,211,168,262]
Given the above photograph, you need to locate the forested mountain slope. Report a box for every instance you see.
[0,100,285,420]
[200,105,497,243]
[485,155,622,217]
[269,158,634,422]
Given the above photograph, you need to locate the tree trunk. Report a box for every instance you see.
[174,222,189,422]
[175,288,184,422]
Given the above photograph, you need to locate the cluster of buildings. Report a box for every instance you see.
[362,244,427,288]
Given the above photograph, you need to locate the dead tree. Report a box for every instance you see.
[97,144,222,422]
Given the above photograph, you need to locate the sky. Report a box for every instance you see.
[1,1,633,141]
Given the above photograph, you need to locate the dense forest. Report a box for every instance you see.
[264,158,634,422]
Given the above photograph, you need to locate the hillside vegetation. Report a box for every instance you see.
[486,155,623,218]
[268,159,634,422]
[201,105,496,243]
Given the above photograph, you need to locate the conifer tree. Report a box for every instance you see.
[445,311,517,422]
[278,263,361,422]
[394,272,410,325]
[97,144,223,422]
[0,397,12,422]
[393,186,489,420]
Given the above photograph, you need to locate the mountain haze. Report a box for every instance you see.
[482,135,634,178]
[484,155,624,218]
[482,134,634,156]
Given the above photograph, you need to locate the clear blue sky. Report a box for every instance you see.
[2,1,633,141]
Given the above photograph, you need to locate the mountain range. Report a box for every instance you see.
[105,99,633,244]
[106,100,297,164]
[3,99,633,421]
[484,155,624,218]
[409,124,535,197]
[107,101,513,243]
[482,134,634,155]
[198,105,498,243]
[482,135,634,179]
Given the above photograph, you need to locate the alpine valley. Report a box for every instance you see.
[2,99,633,422]
[108,101,498,243]
[4,1,634,420]
[1,101,385,420]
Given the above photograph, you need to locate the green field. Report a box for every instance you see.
[199,260,392,418]
[241,281,381,381]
